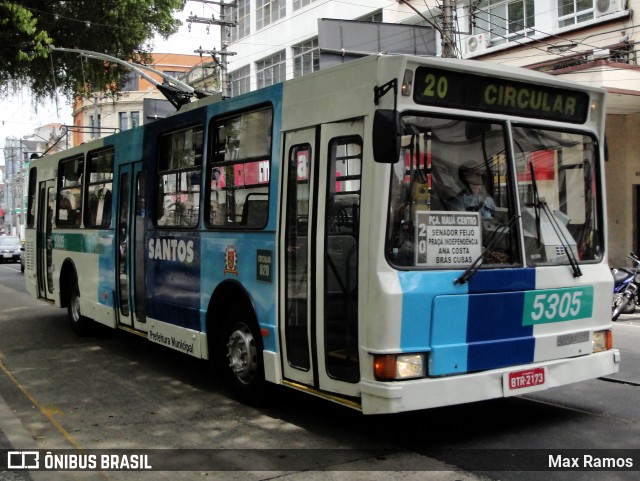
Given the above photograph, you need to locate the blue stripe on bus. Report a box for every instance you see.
[466,269,536,371]
[199,233,278,352]
[398,270,466,352]
[400,268,538,376]
[146,233,202,330]
[135,84,284,345]
[98,231,116,307]
[430,293,469,374]
[197,84,282,353]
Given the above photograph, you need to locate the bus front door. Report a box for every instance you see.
[115,163,146,331]
[36,180,56,301]
[280,120,363,399]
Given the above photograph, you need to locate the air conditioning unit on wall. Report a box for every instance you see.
[594,0,625,18]
[464,33,489,55]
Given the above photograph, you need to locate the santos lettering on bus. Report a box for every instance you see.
[148,238,194,263]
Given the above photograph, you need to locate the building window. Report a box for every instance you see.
[162,70,181,80]
[474,0,535,44]
[231,0,250,42]
[558,0,593,28]
[256,51,286,88]
[229,65,251,96]
[119,112,128,131]
[358,9,383,22]
[131,111,140,129]
[256,0,285,30]
[120,71,139,91]
[293,0,317,10]
[90,114,101,139]
[293,38,319,78]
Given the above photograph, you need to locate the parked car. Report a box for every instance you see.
[0,236,22,263]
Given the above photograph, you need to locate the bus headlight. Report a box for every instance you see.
[592,329,612,352]
[374,353,426,381]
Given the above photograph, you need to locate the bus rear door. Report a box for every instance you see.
[115,162,147,331]
[280,120,363,399]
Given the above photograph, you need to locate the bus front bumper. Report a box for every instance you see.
[359,349,620,415]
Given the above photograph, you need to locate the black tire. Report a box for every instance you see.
[67,280,91,335]
[623,297,636,314]
[612,293,631,321]
[220,307,267,403]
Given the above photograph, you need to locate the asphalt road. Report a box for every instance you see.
[0,261,639,481]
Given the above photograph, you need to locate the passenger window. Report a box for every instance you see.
[27,167,37,228]
[57,155,84,228]
[84,148,114,228]
[156,126,203,228]
[207,106,272,229]
[324,135,362,383]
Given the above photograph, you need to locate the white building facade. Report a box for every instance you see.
[226,0,432,95]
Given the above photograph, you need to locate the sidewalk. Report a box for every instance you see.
[0,399,31,481]
[0,395,73,481]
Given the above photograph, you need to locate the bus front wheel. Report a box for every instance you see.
[68,282,91,336]
[221,308,267,403]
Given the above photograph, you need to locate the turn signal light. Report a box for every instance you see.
[401,69,413,96]
[592,329,612,352]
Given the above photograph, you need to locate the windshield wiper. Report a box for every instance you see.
[454,214,518,285]
[538,200,582,278]
[528,161,582,278]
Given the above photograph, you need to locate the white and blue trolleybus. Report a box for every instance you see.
[23,55,620,414]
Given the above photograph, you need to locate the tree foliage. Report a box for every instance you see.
[0,0,183,100]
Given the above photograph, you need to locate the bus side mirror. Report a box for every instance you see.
[373,109,401,164]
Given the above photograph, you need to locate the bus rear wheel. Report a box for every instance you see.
[221,308,266,403]
[68,281,91,336]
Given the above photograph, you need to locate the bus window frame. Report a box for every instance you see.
[56,154,85,229]
[27,166,38,228]
[384,111,521,270]
[154,123,204,230]
[511,122,604,265]
[205,104,274,230]
[83,146,115,229]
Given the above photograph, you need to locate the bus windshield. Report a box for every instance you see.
[386,114,603,269]
[513,125,602,266]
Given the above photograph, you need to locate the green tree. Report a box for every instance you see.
[0,0,183,100]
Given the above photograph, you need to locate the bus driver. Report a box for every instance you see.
[454,162,495,218]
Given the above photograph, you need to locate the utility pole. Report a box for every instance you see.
[187,1,237,98]
[398,0,457,58]
[441,0,456,58]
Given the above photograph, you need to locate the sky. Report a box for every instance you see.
[0,1,221,165]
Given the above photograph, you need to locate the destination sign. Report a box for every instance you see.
[413,67,589,124]
[415,211,481,267]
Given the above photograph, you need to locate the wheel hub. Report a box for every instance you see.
[227,324,257,384]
